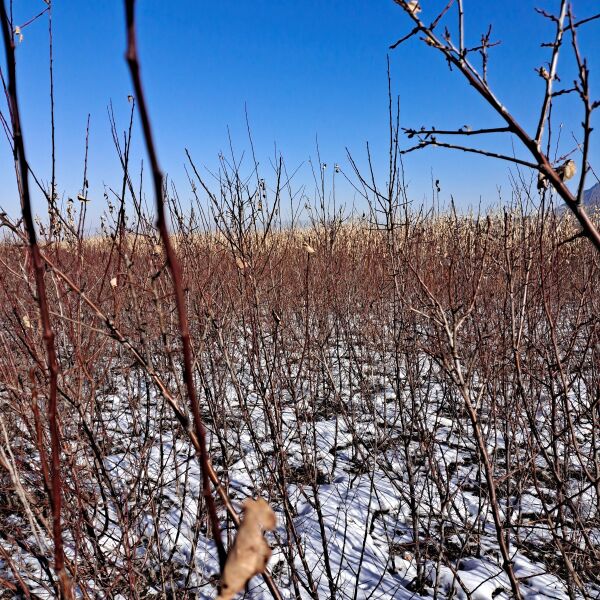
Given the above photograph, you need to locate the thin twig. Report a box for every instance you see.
[534,0,567,149]
[404,126,511,137]
[0,1,72,597]
[401,139,539,170]
[123,0,227,572]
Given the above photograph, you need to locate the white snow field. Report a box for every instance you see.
[2,342,598,599]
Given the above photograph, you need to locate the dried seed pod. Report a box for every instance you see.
[235,256,249,270]
[556,159,576,182]
[537,66,550,80]
[406,1,421,15]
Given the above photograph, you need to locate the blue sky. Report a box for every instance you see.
[1,1,599,227]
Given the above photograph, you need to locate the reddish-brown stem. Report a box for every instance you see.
[123,0,227,571]
[0,2,72,597]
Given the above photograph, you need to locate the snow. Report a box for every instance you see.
[1,351,598,599]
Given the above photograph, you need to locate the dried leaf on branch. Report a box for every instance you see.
[218,498,276,600]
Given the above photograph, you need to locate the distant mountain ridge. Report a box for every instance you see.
[583,182,600,209]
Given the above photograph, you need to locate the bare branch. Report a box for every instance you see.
[391,0,600,252]
[0,1,72,597]
[401,139,540,170]
[404,126,511,138]
[123,0,227,572]
[457,0,464,57]
[534,0,568,149]
[567,5,593,204]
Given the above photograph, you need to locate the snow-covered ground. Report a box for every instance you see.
[2,339,598,599]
